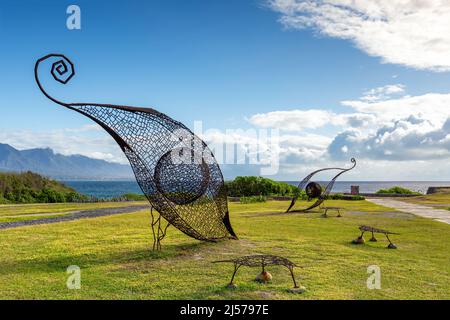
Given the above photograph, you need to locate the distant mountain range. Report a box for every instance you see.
[0,143,134,180]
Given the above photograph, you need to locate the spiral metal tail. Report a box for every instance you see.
[34,54,75,107]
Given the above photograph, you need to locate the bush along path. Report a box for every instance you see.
[0,205,149,230]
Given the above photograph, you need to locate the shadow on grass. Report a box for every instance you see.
[0,240,214,276]
[244,210,321,218]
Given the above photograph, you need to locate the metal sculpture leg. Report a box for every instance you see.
[150,206,170,251]
[370,231,377,242]
[337,208,342,218]
[322,208,328,218]
[287,266,299,288]
[229,264,241,286]
[353,231,365,244]
[385,234,397,249]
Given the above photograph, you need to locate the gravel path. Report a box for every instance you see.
[0,205,149,230]
[367,198,450,224]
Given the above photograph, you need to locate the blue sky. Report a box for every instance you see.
[1,0,450,180]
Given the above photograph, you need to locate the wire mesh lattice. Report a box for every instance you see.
[35,54,237,242]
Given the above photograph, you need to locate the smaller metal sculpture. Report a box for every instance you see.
[353,225,399,249]
[213,255,301,289]
[286,158,356,213]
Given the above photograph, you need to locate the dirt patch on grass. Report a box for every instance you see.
[113,238,259,274]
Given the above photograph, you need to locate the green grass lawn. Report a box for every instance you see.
[0,200,449,300]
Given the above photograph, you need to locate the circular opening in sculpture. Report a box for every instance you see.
[154,147,210,205]
[305,182,322,200]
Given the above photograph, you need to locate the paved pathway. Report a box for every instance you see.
[367,198,450,224]
[0,205,149,230]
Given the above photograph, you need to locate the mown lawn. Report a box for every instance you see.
[0,200,449,300]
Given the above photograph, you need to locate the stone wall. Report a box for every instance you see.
[426,187,450,194]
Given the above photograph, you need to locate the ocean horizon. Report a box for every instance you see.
[62,180,450,199]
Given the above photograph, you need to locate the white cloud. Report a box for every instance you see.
[328,116,450,161]
[248,108,377,131]
[200,128,332,166]
[276,133,331,161]
[249,109,334,130]
[360,84,405,102]
[329,87,450,161]
[268,0,450,71]
[341,92,450,127]
[248,83,450,168]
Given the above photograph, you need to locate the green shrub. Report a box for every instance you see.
[325,193,365,200]
[226,176,299,197]
[239,195,267,204]
[0,195,9,204]
[376,186,420,195]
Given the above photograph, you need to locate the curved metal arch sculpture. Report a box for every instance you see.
[35,54,238,248]
[286,158,356,213]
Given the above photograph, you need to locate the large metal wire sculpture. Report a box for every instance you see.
[35,54,238,249]
[286,158,356,213]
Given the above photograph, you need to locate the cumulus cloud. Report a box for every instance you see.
[248,83,450,167]
[341,92,450,127]
[248,108,377,131]
[199,127,332,166]
[249,109,334,130]
[327,86,450,161]
[268,0,450,71]
[360,84,405,102]
[328,116,450,161]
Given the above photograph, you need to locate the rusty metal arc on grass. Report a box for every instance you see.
[286,158,356,213]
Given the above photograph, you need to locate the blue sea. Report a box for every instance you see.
[62,180,450,199]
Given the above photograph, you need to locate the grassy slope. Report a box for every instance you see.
[0,200,449,300]
[0,171,75,194]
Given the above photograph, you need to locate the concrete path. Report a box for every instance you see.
[0,205,149,230]
[367,198,450,224]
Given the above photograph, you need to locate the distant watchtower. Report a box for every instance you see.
[351,185,360,195]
